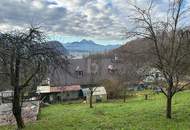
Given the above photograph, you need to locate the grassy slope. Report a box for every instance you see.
[1,91,190,130]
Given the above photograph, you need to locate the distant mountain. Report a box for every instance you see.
[64,39,120,54]
[46,41,69,55]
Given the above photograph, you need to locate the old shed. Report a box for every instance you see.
[82,86,107,103]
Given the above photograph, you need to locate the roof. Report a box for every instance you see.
[93,86,107,95]
[50,85,81,93]
[36,86,50,93]
[0,90,13,93]
[49,57,124,86]
[36,85,81,93]
[82,88,90,97]
[82,86,107,96]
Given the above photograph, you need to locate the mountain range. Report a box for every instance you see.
[64,39,120,53]
[47,39,121,59]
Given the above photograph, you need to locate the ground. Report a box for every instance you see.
[1,90,190,130]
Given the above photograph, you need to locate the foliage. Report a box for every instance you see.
[101,79,122,99]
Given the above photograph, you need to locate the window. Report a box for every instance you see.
[75,66,83,77]
[108,64,117,73]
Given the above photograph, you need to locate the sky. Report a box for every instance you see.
[0,0,190,45]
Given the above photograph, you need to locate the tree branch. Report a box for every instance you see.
[20,64,40,89]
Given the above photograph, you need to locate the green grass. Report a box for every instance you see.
[1,91,190,130]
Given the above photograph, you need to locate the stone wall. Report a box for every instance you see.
[0,101,40,126]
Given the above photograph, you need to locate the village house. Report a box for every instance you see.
[36,85,82,103]
[0,90,14,104]
[36,56,121,103]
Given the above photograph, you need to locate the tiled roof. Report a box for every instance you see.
[50,85,81,93]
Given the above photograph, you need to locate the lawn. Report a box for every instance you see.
[1,91,190,130]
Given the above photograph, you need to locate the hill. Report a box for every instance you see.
[46,41,69,56]
[96,38,153,66]
[111,38,152,57]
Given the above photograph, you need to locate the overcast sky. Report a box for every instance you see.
[0,0,190,45]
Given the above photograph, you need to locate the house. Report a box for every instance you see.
[50,85,82,102]
[153,87,162,94]
[142,68,165,83]
[49,57,125,86]
[82,86,107,103]
[0,90,14,104]
[36,85,82,103]
[0,90,14,98]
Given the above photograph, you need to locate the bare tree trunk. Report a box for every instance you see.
[123,88,126,103]
[90,91,93,108]
[166,96,172,119]
[166,85,172,119]
[12,58,25,129]
[123,94,126,103]
[145,94,148,100]
[13,87,25,129]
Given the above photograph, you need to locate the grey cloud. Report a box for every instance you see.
[1,0,189,40]
[0,0,127,40]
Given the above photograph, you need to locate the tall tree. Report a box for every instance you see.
[87,57,100,108]
[88,84,97,108]
[0,27,67,129]
[126,0,190,118]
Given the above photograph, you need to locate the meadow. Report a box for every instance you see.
[1,91,190,130]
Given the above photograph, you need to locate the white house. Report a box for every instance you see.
[82,86,107,103]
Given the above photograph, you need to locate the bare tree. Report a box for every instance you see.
[102,79,122,99]
[113,41,150,102]
[126,0,190,118]
[88,84,97,108]
[121,64,140,102]
[88,58,100,108]
[0,26,67,129]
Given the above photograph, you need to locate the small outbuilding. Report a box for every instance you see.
[82,86,107,103]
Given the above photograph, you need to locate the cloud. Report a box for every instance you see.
[0,0,190,42]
